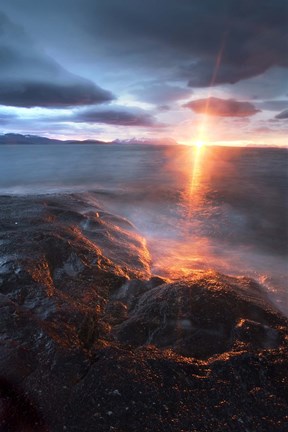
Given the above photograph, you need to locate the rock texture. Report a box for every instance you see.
[0,194,287,432]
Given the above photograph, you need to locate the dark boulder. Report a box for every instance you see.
[115,271,287,358]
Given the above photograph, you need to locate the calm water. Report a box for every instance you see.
[0,144,287,313]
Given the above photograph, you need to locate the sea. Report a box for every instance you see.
[0,143,287,314]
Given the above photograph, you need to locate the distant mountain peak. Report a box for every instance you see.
[112,137,178,145]
[0,133,108,145]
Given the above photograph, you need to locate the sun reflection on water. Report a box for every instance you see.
[149,143,213,279]
[190,144,205,195]
[185,143,207,218]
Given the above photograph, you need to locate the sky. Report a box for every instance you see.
[0,0,287,145]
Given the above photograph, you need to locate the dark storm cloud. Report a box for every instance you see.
[275,109,288,119]
[82,0,288,87]
[185,58,280,88]
[183,97,260,117]
[65,107,161,127]
[0,81,114,108]
[0,12,114,107]
[3,0,287,90]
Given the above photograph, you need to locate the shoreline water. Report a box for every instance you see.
[0,144,287,314]
[1,188,287,316]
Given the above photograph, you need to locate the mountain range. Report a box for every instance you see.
[0,133,107,145]
[0,133,284,147]
[0,133,180,146]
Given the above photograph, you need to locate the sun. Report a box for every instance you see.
[195,140,204,148]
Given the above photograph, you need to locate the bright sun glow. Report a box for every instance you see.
[195,140,204,148]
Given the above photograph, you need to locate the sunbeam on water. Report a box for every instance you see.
[0,143,287,315]
[185,144,206,214]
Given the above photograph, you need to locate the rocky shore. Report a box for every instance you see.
[0,194,287,431]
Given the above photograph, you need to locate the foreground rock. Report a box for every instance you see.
[115,272,287,358]
[0,194,287,432]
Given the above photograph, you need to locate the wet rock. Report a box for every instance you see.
[232,318,282,350]
[104,301,128,325]
[115,271,287,359]
[0,194,287,432]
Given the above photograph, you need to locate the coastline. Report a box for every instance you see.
[0,193,287,431]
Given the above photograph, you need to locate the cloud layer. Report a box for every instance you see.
[0,81,114,108]
[0,1,287,144]
[184,97,260,117]
[0,12,114,108]
[3,0,287,88]
[66,106,161,127]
